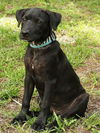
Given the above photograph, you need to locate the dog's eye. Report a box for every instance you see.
[22,17,27,21]
[38,19,43,24]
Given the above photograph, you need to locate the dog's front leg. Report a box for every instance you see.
[32,79,56,130]
[11,73,35,125]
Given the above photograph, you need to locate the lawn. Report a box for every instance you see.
[0,0,100,133]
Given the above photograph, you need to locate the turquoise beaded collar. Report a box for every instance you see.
[30,32,56,48]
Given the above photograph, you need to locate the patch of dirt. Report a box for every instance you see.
[76,56,100,77]
[75,56,100,120]
[76,56,100,94]
[75,126,91,133]
[0,78,9,90]
[88,95,100,114]
[0,100,20,133]
[57,30,76,45]
[0,78,8,83]
[76,55,100,111]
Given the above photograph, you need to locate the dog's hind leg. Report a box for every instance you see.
[48,93,89,129]
[62,93,89,118]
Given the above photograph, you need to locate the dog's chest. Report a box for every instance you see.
[32,56,46,72]
[25,53,47,79]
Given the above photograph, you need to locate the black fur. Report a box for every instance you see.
[11,8,89,131]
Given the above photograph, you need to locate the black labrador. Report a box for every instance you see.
[11,8,89,130]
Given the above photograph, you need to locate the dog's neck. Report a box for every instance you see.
[30,32,56,48]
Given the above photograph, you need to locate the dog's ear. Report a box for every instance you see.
[16,8,30,27]
[46,10,62,30]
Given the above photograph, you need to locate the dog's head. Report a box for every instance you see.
[16,8,61,43]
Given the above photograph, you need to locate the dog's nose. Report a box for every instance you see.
[21,30,29,37]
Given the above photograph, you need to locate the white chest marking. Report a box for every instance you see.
[32,64,34,70]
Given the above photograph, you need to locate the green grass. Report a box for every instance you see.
[0,0,100,133]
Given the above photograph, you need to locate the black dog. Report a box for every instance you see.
[11,8,89,130]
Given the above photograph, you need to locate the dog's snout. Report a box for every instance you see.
[22,30,29,37]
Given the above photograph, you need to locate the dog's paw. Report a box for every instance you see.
[10,113,27,125]
[28,111,39,117]
[31,121,45,131]
[47,120,58,129]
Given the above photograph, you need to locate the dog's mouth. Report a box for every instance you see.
[20,32,39,43]
[20,34,33,42]
[20,35,42,45]
[20,37,30,42]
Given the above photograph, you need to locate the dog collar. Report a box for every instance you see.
[30,32,56,48]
